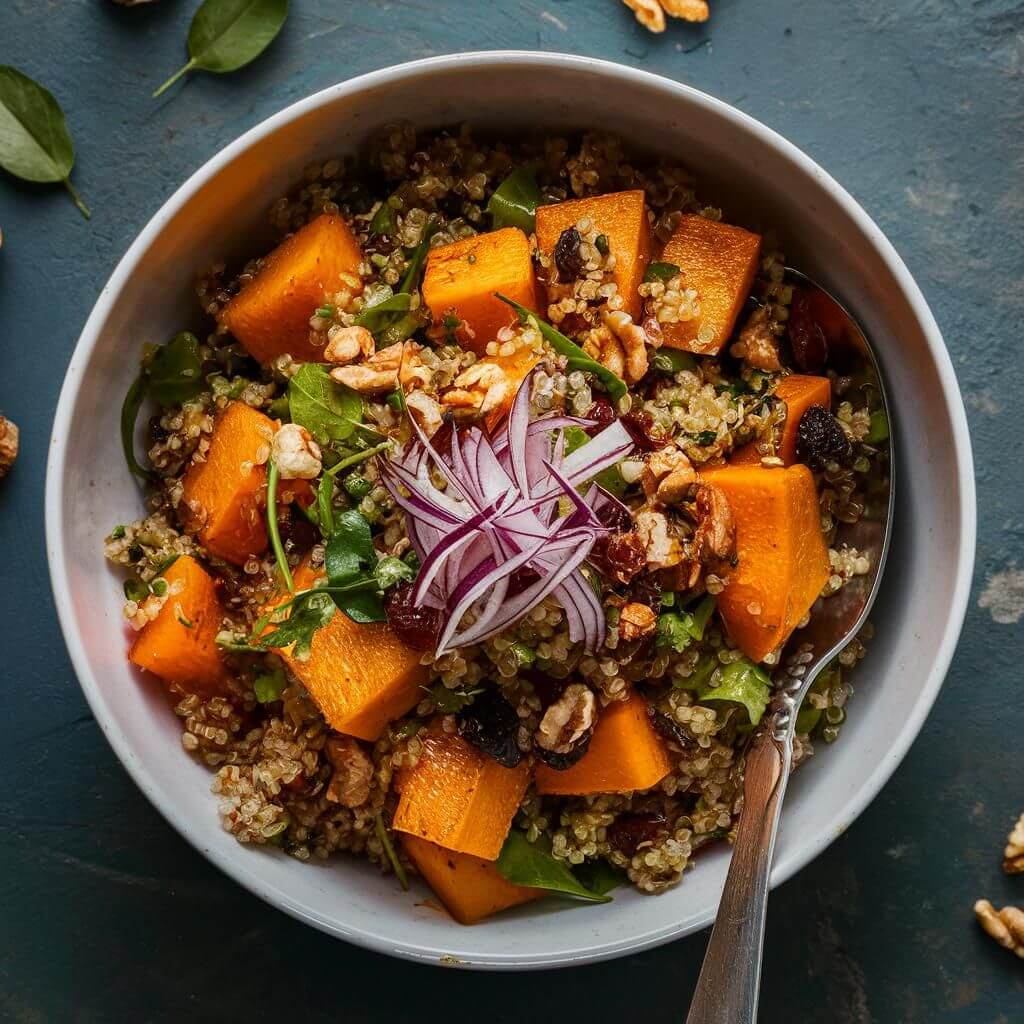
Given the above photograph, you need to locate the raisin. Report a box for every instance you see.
[534,728,593,770]
[788,288,829,372]
[647,705,694,750]
[590,531,646,585]
[796,405,852,470]
[585,397,617,436]
[621,409,670,451]
[458,688,523,768]
[384,583,443,652]
[607,812,669,857]
[553,226,584,282]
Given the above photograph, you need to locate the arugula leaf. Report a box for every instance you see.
[288,363,363,445]
[265,460,294,593]
[866,409,889,444]
[259,590,335,659]
[147,332,205,406]
[651,348,697,374]
[253,667,287,703]
[688,595,716,639]
[428,682,484,713]
[325,510,375,582]
[496,294,627,403]
[494,831,612,903]
[153,0,289,99]
[397,218,439,294]
[656,597,716,652]
[373,556,415,591]
[486,165,542,233]
[698,658,772,725]
[644,261,681,283]
[369,198,396,237]
[120,372,154,482]
[354,291,412,333]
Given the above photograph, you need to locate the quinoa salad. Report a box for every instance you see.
[108,126,889,924]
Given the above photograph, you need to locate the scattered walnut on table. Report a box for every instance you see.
[1004,812,1024,874]
[974,899,1024,959]
[0,414,18,479]
[621,0,709,32]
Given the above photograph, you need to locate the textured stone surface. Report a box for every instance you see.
[1,1,1023,1020]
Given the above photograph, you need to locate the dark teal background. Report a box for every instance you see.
[2,1,1023,1020]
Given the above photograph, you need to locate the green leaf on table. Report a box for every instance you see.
[288,363,363,445]
[153,0,290,98]
[643,261,680,283]
[496,293,628,403]
[147,332,205,405]
[486,165,541,233]
[494,830,612,903]
[697,658,772,726]
[259,590,335,660]
[0,65,89,218]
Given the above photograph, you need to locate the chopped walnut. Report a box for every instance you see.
[271,423,322,480]
[1005,813,1024,874]
[660,0,710,23]
[730,306,781,371]
[975,899,1024,959]
[442,360,510,421]
[536,683,597,753]
[0,415,17,479]
[324,735,373,808]
[330,341,428,394]
[693,483,735,562]
[619,603,657,642]
[634,509,683,569]
[584,324,627,380]
[642,446,696,504]
[324,325,374,365]
[601,308,650,384]
[621,0,709,31]
[405,390,444,437]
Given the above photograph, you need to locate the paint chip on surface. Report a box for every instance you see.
[979,566,1024,624]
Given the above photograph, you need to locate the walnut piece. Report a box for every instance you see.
[405,390,443,437]
[730,306,781,371]
[536,683,596,754]
[585,324,627,380]
[693,483,735,562]
[634,509,683,569]
[330,340,428,394]
[1005,812,1024,874]
[642,446,696,504]
[324,735,373,808]
[324,325,374,365]
[621,0,709,31]
[601,308,650,384]
[271,423,321,480]
[660,0,710,23]
[0,415,17,478]
[619,603,657,642]
[975,899,1024,959]
[442,361,511,421]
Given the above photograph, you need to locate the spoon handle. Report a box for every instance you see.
[684,720,793,1024]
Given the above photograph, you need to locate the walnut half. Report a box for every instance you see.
[0,414,18,479]
[324,735,374,808]
[975,899,1024,959]
[535,683,596,754]
[1005,812,1024,874]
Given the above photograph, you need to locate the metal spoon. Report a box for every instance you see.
[684,270,894,1024]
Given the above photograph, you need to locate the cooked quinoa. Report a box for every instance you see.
[106,125,889,914]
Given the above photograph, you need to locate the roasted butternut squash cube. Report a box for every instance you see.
[423,227,538,355]
[732,375,831,466]
[129,555,226,694]
[535,692,671,796]
[700,464,830,662]
[660,215,761,355]
[221,213,363,364]
[402,834,540,924]
[269,565,428,741]
[535,190,652,320]
[181,401,276,566]
[393,729,530,860]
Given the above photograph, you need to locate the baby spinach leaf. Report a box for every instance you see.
[651,348,697,374]
[494,831,612,903]
[644,261,681,283]
[325,509,376,582]
[486,165,541,233]
[354,292,413,334]
[120,373,154,482]
[147,332,205,405]
[698,658,772,726]
[259,590,335,660]
[0,66,89,218]
[288,363,363,445]
[153,0,290,99]
[573,858,627,896]
[496,293,627,403]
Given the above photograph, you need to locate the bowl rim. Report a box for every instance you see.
[45,50,977,970]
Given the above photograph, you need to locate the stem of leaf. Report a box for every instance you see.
[62,178,90,220]
[326,441,391,477]
[152,58,197,99]
[375,812,409,891]
[266,460,294,594]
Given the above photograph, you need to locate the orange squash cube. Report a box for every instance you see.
[535,692,671,796]
[732,375,831,466]
[402,834,540,924]
[535,190,652,320]
[181,401,277,566]
[660,215,761,355]
[268,565,428,742]
[393,728,530,860]
[422,227,538,355]
[700,464,830,662]
[221,213,363,364]
[129,555,226,694]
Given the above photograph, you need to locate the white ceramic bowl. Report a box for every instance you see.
[46,52,975,970]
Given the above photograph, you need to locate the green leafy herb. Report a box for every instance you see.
[674,654,718,691]
[496,294,628,403]
[124,578,149,603]
[373,555,415,591]
[288,363,363,445]
[0,66,89,218]
[324,440,391,477]
[698,658,772,725]
[369,198,396,237]
[259,590,335,659]
[573,858,627,896]
[253,666,287,703]
[688,595,716,639]
[386,387,406,413]
[314,304,336,320]
[643,261,681,283]
[690,430,718,447]
[354,291,413,333]
[657,597,715,652]
[594,234,609,255]
[486,165,542,233]
[153,0,290,99]
[866,409,889,444]
[265,459,294,594]
[494,831,612,904]
[508,640,536,668]
[343,473,372,500]
[428,682,484,713]
[651,348,698,374]
[314,474,334,539]
[375,812,410,891]
[215,630,266,654]
[323,509,386,623]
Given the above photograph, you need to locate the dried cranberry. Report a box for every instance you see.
[607,812,669,857]
[585,397,617,436]
[458,688,523,767]
[554,227,585,282]
[795,405,852,470]
[590,531,646,585]
[534,728,593,770]
[621,409,670,451]
[384,583,443,652]
[647,705,694,749]
[788,288,829,372]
